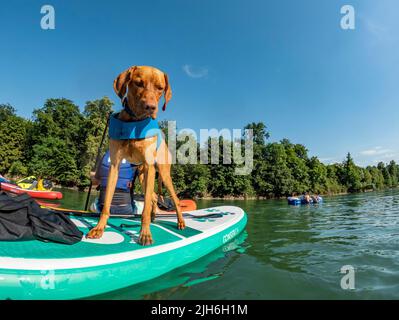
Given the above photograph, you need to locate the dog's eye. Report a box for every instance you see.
[134,81,144,87]
[156,86,164,91]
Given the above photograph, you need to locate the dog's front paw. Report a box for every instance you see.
[86,225,105,239]
[177,218,186,230]
[139,227,154,246]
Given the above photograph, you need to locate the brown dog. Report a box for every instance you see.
[86,66,185,245]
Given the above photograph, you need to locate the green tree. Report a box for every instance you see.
[360,167,373,190]
[79,97,114,188]
[0,105,30,174]
[181,164,211,197]
[262,143,294,197]
[28,99,84,184]
[282,139,310,194]
[368,166,385,189]
[0,103,16,120]
[342,153,362,192]
[29,137,80,186]
[307,156,327,193]
[387,160,398,187]
[171,164,187,193]
[31,98,84,147]
[325,164,346,194]
[244,122,270,146]
[377,162,392,188]
[207,136,254,198]
[2,103,399,198]
[8,161,28,177]
[251,147,274,198]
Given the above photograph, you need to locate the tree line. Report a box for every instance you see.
[1,99,398,198]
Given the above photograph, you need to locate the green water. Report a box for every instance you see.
[55,188,399,299]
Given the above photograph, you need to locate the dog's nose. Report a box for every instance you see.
[145,104,157,112]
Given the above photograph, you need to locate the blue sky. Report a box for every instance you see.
[1,0,398,166]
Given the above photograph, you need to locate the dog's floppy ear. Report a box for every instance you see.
[162,73,172,111]
[113,66,137,100]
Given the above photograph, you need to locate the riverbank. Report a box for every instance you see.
[4,174,399,201]
[56,184,398,201]
[186,187,399,200]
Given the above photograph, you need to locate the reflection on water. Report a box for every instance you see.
[91,232,248,300]
[58,188,399,299]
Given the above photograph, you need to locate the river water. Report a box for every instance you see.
[56,188,399,299]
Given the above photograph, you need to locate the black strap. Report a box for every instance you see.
[123,99,138,118]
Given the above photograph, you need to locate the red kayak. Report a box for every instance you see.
[35,200,62,208]
[0,182,63,200]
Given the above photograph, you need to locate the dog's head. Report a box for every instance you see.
[113,66,172,120]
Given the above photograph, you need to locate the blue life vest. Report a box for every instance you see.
[108,113,163,150]
[99,150,136,191]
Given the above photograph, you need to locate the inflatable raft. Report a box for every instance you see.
[0,182,63,200]
[287,196,323,205]
[0,205,247,300]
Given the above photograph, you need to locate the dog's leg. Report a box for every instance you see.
[158,164,185,230]
[87,143,121,239]
[157,172,164,203]
[139,163,156,245]
[137,165,158,221]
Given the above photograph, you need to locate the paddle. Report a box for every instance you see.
[54,209,224,220]
[84,113,111,211]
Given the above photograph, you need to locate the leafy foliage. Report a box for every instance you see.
[1,100,398,198]
[1,98,111,188]
[0,104,31,174]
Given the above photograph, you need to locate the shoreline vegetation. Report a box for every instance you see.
[1,98,399,200]
[30,186,399,201]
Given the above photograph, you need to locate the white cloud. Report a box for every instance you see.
[182,64,208,78]
[365,19,387,38]
[357,146,399,166]
[319,157,338,164]
[319,147,399,167]
[359,14,394,44]
[360,146,392,156]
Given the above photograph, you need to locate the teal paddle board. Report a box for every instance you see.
[0,206,247,300]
